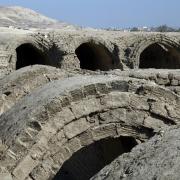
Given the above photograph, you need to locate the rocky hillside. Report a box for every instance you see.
[0,6,76,29]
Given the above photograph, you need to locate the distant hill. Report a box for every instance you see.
[0,6,77,29]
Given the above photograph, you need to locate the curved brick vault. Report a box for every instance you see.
[0,74,180,179]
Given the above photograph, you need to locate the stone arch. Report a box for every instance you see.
[8,34,64,71]
[0,75,179,180]
[53,136,137,180]
[139,43,180,69]
[75,41,116,71]
[129,35,180,68]
[6,35,47,70]
[16,43,49,69]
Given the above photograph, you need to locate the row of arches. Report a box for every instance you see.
[15,41,180,71]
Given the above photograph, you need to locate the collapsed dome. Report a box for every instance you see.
[139,43,180,69]
[53,136,137,180]
[16,43,48,69]
[75,42,115,71]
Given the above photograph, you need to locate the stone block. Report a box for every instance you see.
[92,124,117,141]
[100,92,130,108]
[54,107,75,127]
[71,98,101,118]
[96,83,109,94]
[110,81,129,92]
[13,155,39,180]
[99,108,126,124]
[171,79,179,86]
[83,84,97,96]
[64,118,90,139]
[78,130,93,146]
[70,88,84,101]
[129,95,149,110]
[0,173,12,180]
[156,78,169,85]
[143,116,167,130]
[66,138,82,153]
[150,102,168,118]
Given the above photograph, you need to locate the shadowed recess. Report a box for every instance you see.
[75,42,115,71]
[16,43,48,69]
[53,136,137,180]
[139,43,180,69]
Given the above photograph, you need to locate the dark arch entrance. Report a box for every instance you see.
[16,43,48,69]
[53,136,137,180]
[139,43,180,69]
[75,43,115,71]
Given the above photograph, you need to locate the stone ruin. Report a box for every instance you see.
[0,29,180,180]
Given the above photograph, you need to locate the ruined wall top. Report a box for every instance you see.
[0,27,180,77]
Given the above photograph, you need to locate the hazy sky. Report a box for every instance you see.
[0,0,179,28]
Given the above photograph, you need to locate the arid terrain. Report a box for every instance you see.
[0,6,180,180]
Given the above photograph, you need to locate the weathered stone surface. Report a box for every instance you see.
[100,92,130,108]
[92,126,180,180]
[13,155,38,180]
[0,74,180,179]
[92,124,117,141]
[0,6,180,180]
[71,98,102,118]
[64,118,90,139]
[0,173,12,180]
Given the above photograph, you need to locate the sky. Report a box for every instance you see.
[0,0,179,28]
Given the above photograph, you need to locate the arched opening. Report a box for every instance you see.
[139,43,180,69]
[75,42,115,71]
[53,136,137,180]
[16,43,48,69]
